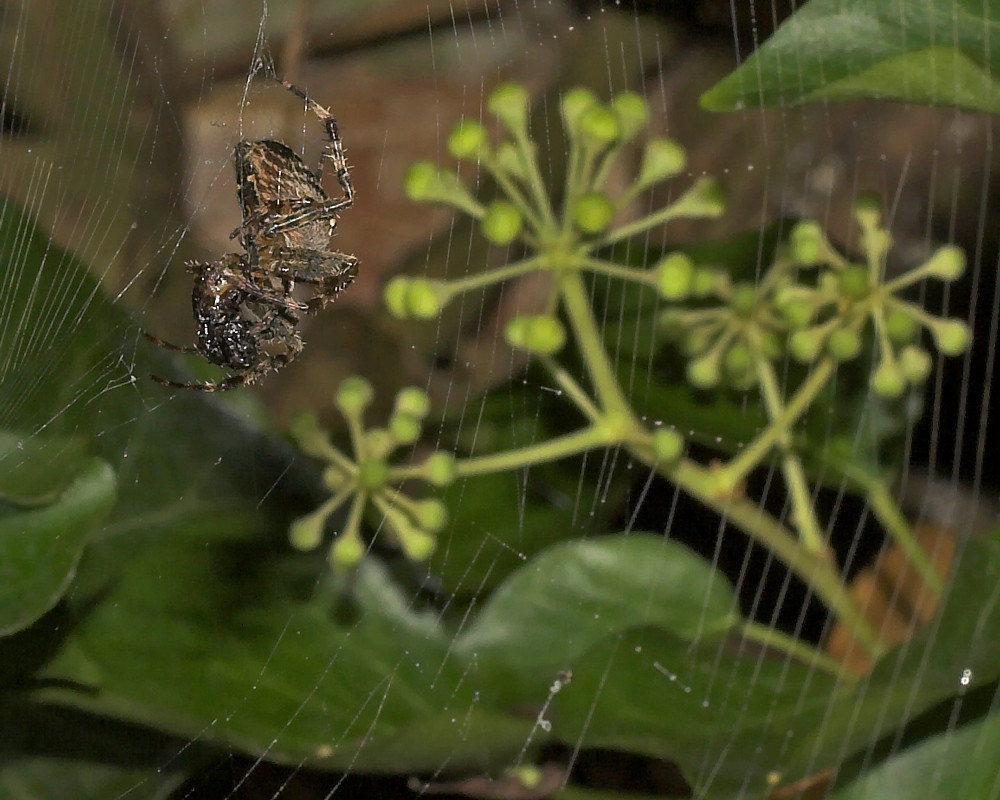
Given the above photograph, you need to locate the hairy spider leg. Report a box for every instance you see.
[278,78,355,207]
[230,195,353,243]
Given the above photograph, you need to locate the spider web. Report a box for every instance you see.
[1,1,998,799]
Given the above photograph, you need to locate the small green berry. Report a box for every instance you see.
[572,192,615,234]
[729,283,757,317]
[899,345,932,383]
[776,288,815,328]
[289,509,326,551]
[336,376,374,416]
[789,329,824,362]
[407,278,444,319]
[933,318,971,356]
[578,105,619,147]
[885,307,918,343]
[357,458,389,490]
[448,119,490,160]
[389,412,421,445]
[330,531,365,569]
[691,268,718,298]
[395,387,431,418]
[637,137,686,187]
[655,252,694,300]
[494,141,524,178]
[652,428,684,463]
[723,343,751,376]
[827,327,862,361]
[611,91,649,141]
[481,200,523,244]
[505,315,566,355]
[872,360,905,398]
[396,526,436,561]
[687,353,721,389]
[415,498,449,532]
[424,452,458,487]
[838,265,871,299]
[384,276,412,318]
[488,82,530,133]
[403,161,438,201]
[790,221,826,266]
[923,244,966,281]
[561,87,599,132]
[852,193,883,230]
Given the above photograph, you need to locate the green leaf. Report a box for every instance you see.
[0,453,115,636]
[0,433,90,506]
[701,0,1000,113]
[38,527,534,772]
[458,534,740,677]
[830,709,1000,799]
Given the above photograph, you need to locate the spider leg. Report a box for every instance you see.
[256,245,358,286]
[278,78,354,207]
[229,197,351,242]
[142,331,200,354]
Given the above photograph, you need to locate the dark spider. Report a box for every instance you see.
[145,78,358,391]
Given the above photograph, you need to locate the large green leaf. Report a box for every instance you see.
[701,0,1000,113]
[830,708,1000,799]
[0,446,115,635]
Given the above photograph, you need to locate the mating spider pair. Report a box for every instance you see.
[145,79,358,391]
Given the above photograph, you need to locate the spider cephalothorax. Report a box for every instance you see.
[145,79,358,391]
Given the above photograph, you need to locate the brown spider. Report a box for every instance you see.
[145,79,358,391]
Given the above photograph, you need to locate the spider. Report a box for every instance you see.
[145,78,359,391]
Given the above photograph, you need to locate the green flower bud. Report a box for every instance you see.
[611,91,649,141]
[384,276,411,318]
[408,278,445,319]
[657,309,687,342]
[396,526,436,561]
[288,411,332,459]
[505,315,566,355]
[899,345,932,383]
[673,176,726,219]
[790,221,826,266]
[448,118,490,160]
[330,531,365,569]
[395,387,431,418]
[933,318,971,356]
[289,507,327,551]
[488,82,530,133]
[494,140,525,178]
[656,252,694,300]
[357,458,389,490]
[923,244,966,281]
[652,427,684,463]
[389,412,421,445]
[336,376,374,416]
[687,352,721,389]
[775,287,815,329]
[885,307,918,343]
[729,283,757,317]
[872,360,905,398]
[415,498,449,532]
[424,452,458,487]
[637,137,686,187]
[481,200,523,244]
[852,192,882,230]
[758,331,782,360]
[578,105,619,147]
[723,343,751,376]
[561,87,599,132]
[691,267,719,297]
[827,327,862,361]
[838,265,871,299]
[573,191,615,234]
[789,329,824,363]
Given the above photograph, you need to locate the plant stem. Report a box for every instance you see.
[740,620,856,681]
[454,426,611,477]
[753,353,828,556]
[443,255,546,296]
[865,479,944,595]
[579,256,658,287]
[558,270,633,417]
